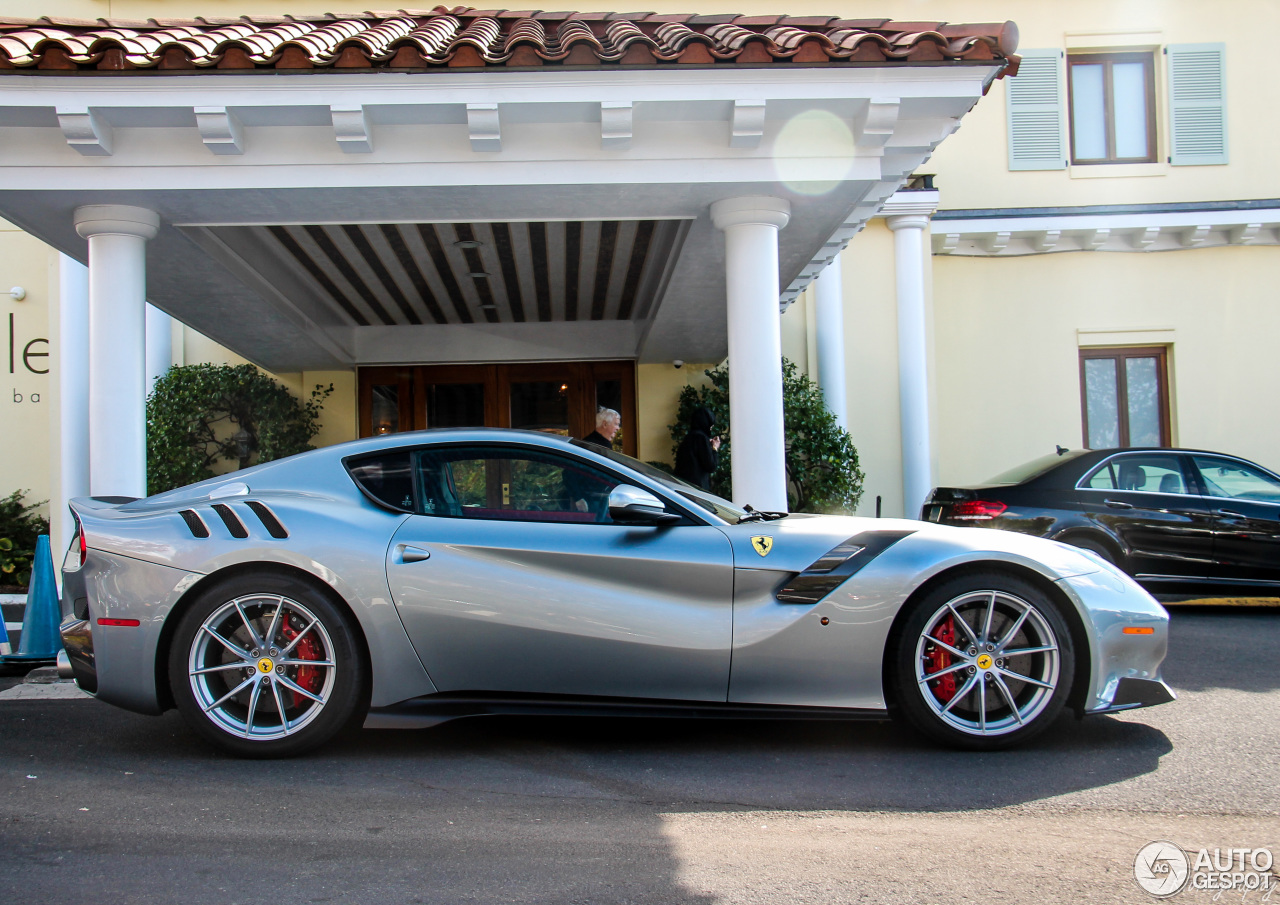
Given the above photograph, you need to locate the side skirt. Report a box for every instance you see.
[364,692,889,730]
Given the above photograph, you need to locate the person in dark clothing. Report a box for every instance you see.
[674,405,721,490]
[582,407,621,450]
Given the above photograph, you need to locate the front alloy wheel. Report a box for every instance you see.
[892,573,1074,749]
[170,574,366,757]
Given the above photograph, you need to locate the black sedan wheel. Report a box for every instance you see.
[891,573,1074,750]
[169,573,367,758]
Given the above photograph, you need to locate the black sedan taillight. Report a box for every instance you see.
[949,500,1008,521]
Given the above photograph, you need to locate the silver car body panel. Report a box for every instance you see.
[59,428,1171,725]
[387,517,733,699]
[67,548,195,714]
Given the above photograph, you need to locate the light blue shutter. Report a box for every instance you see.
[1166,43,1227,165]
[1006,48,1066,171]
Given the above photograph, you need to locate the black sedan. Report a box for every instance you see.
[922,448,1280,599]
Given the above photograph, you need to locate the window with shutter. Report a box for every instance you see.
[1006,48,1067,171]
[1166,43,1228,166]
[1067,52,1158,165]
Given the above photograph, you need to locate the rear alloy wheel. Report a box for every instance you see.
[169,574,367,758]
[891,573,1074,750]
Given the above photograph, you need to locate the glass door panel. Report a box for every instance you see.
[426,382,486,428]
[510,380,571,436]
[370,385,401,435]
[358,367,416,437]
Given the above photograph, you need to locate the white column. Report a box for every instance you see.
[711,196,791,512]
[813,254,848,431]
[57,254,90,553]
[74,205,160,499]
[885,196,937,520]
[145,304,173,395]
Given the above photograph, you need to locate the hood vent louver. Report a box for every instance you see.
[178,509,210,538]
[245,501,289,539]
[776,530,916,605]
[210,503,249,539]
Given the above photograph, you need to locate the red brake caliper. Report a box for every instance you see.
[280,618,322,709]
[925,615,958,703]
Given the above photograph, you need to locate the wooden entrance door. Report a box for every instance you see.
[358,361,637,457]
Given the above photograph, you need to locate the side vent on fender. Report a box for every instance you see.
[179,509,211,538]
[245,501,289,539]
[210,503,249,539]
[776,530,916,605]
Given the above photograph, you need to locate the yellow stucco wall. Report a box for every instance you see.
[636,362,717,467]
[272,369,358,451]
[1,230,56,523]
[931,244,1280,483]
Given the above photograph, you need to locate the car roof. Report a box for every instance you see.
[980,447,1276,491]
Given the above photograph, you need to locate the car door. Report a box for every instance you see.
[1188,454,1280,587]
[384,443,735,701]
[1078,452,1216,580]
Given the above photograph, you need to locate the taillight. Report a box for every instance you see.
[950,500,1008,520]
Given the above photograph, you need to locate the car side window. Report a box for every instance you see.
[1083,461,1118,489]
[415,446,621,524]
[1191,456,1280,502]
[1086,454,1189,494]
[345,450,415,511]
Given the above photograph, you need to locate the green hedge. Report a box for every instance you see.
[147,364,333,496]
[0,490,49,589]
[670,359,864,514]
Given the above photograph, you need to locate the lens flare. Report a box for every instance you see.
[771,109,856,196]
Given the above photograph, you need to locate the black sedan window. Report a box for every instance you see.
[1191,456,1280,502]
[1084,454,1188,494]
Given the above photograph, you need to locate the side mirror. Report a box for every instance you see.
[608,485,682,525]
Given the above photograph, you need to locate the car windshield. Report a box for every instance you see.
[571,441,749,523]
[985,449,1091,485]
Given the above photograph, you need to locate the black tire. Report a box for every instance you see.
[889,572,1075,750]
[168,572,368,758]
[1061,535,1119,566]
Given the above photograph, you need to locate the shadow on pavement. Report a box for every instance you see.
[0,694,1171,905]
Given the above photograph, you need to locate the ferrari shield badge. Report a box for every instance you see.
[751,535,773,557]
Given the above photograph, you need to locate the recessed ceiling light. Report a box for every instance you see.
[469,271,489,278]
[479,303,498,309]
[454,239,484,249]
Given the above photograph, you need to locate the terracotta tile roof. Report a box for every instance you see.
[0,7,1018,72]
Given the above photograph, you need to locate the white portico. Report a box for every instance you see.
[0,9,1016,508]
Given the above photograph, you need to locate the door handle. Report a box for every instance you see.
[1213,509,1244,519]
[396,544,431,564]
[1103,499,1134,510]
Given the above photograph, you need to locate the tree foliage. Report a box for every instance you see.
[670,359,864,514]
[0,490,49,589]
[146,364,333,495]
